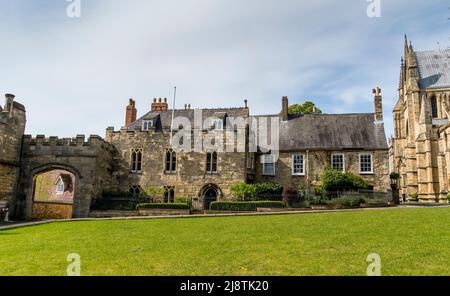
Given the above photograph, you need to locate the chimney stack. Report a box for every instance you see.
[373,87,383,122]
[125,99,137,127]
[151,97,168,111]
[4,93,15,117]
[281,96,289,121]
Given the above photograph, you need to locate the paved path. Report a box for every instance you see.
[1,204,449,231]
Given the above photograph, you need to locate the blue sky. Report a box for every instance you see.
[0,0,449,138]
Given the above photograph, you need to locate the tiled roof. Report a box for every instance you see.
[415,48,450,89]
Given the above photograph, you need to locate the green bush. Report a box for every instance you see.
[254,182,283,196]
[230,182,257,200]
[209,201,285,211]
[447,193,450,202]
[136,203,189,210]
[364,198,389,207]
[320,167,370,192]
[409,193,419,201]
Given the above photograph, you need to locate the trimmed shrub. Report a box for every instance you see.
[447,193,450,202]
[320,167,370,192]
[136,203,189,210]
[209,201,285,211]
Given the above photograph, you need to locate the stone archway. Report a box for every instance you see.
[24,163,81,220]
[199,184,222,210]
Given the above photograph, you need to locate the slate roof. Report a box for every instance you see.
[127,108,387,151]
[127,108,246,131]
[415,48,450,89]
[252,113,387,151]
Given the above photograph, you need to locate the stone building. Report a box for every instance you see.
[0,94,26,216]
[1,87,389,219]
[391,36,450,202]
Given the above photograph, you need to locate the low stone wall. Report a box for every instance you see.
[32,202,73,219]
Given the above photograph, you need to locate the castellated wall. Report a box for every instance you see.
[0,100,26,214]
[105,126,247,209]
[16,135,116,218]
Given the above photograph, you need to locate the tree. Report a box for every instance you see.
[288,101,322,115]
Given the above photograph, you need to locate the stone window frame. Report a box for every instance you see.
[129,185,142,197]
[359,153,374,175]
[165,149,177,174]
[261,154,276,176]
[55,177,65,195]
[163,186,175,203]
[206,151,218,174]
[130,148,143,173]
[291,153,305,176]
[331,153,345,173]
[142,120,154,131]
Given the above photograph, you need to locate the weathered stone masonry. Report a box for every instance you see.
[0,94,26,217]
[16,135,115,219]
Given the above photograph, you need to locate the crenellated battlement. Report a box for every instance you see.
[23,134,114,150]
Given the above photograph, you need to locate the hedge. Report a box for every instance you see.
[209,201,285,211]
[136,203,190,210]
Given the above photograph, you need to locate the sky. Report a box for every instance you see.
[0,0,449,138]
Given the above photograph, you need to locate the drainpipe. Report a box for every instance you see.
[306,150,310,191]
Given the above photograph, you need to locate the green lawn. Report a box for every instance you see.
[1,207,450,276]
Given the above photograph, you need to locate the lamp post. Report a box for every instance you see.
[390,173,400,205]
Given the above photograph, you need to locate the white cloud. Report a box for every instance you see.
[0,0,448,138]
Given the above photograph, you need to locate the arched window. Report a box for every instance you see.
[206,152,218,174]
[129,185,142,197]
[164,186,175,203]
[130,148,143,172]
[165,149,176,173]
[431,96,438,118]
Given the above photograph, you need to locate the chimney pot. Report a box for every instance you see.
[373,87,383,122]
[125,98,137,127]
[281,96,289,121]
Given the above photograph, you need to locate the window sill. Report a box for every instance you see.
[164,171,177,175]
[360,172,374,175]
[292,174,305,177]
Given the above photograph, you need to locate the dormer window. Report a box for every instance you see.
[142,120,154,131]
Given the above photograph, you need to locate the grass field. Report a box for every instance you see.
[1,207,450,276]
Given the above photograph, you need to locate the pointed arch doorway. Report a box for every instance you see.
[199,184,222,210]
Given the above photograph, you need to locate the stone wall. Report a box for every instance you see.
[255,150,389,193]
[0,95,26,215]
[16,135,116,218]
[105,127,247,209]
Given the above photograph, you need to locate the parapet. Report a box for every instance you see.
[22,134,112,149]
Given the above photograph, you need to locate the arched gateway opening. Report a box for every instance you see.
[200,184,222,210]
[31,168,77,219]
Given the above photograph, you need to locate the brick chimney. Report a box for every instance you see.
[281,96,289,121]
[4,93,15,117]
[373,87,383,122]
[151,97,169,111]
[125,99,137,127]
